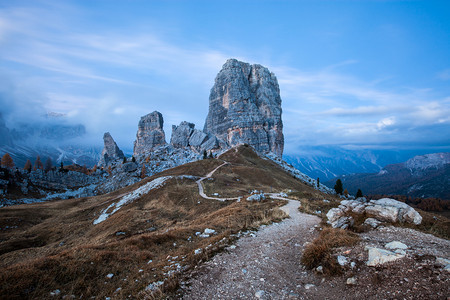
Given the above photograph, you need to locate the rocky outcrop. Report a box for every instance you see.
[98,132,125,166]
[170,121,219,152]
[133,111,166,157]
[204,59,284,157]
[327,198,422,229]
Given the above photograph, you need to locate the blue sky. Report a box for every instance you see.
[1,0,449,154]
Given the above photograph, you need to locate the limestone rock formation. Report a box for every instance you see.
[171,121,195,148]
[98,132,125,166]
[170,121,219,152]
[204,59,284,157]
[133,111,166,157]
[326,198,422,229]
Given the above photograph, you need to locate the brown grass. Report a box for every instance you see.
[301,227,360,276]
[0,146,302,299]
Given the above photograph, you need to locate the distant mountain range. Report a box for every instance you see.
[0,112,100,167]
[283,146,435,181]
[324,153,450,200]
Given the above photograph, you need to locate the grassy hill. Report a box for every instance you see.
[0,145,332,299]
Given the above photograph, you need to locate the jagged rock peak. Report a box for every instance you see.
[204,58,284,157]
[404,152,450,170]
[171,121,195,148]
[133,111,166,157]
[170,121,220,152]
[98,132,125,166]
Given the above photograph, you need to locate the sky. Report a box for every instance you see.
[0,0,449,154]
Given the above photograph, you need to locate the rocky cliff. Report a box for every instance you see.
[98,132,125,166]
[133,111,166,157]
[204,59,284,157]
[170,121,219,152]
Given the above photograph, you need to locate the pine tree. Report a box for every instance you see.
[44,157,53,172]
[343,188,349,197]
[317,177,320,188]
[140,164,146,179]
[92,165,97,173]
[203,150,207,159]
[59,162,64,172]
[1,153,14,169]
[131,156,136,163]
[334,179,343,195]
[33,156,44,171]
[356,189,363,198]
[209,151,213,159]
[123,157,127,164]
[24,159,32,173]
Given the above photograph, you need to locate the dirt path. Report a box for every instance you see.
[196,162,240,201]
[182,200,323,299]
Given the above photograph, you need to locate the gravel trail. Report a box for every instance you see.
[183,199,322,299]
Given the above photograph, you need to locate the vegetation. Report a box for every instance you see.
[334,179,343,195]
[140,164,146,179]
[33,156,43,171]
[355,189,363,198]
[44,157,53,172]
[23,160,32,173]
[1,153,14,169]
[301,227,359,275]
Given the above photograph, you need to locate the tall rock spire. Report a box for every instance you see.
[133,111,166,157]
[204,59,284,157]
[98,132,125,166]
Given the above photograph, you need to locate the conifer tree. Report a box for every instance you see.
[203,150,207,159]
[140,164,146,179]
[334,179,343,195]
[24,159,32,173]
[356,189,363,198]
[33,156,44,171]
[1,153,14,169]
[44,157,53,172]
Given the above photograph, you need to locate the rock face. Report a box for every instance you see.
[98,132,125,166]
[327,198,422,229]
[170,121,219,152]
[204,59,284,157]
[133,111,166,157]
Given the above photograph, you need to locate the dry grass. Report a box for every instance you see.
[0,146,304,299]
[301,227,360,276]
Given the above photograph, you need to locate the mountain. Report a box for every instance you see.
[283,146,440,181]
[0,114,100,168]
[325,152,450,200]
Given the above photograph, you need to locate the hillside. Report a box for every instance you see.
[0,145,330,299]
[325,153,450,200]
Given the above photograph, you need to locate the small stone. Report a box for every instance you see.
[385,241,408,250]
[316,266,323,273]
[229,245,237,250]
[106,273,114,279]
[304,284,315,290]
[337,255,348,266]
[255,290,265,298]
[346,277,357,285]
[50,289,61,296]
[288,292,300,299]
[350,262,356,269]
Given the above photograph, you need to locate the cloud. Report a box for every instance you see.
[437,69,450,81]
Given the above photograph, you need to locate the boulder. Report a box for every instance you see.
[204,59,284,157]
[326,198,422,229]
[366,247,405,266]
[385,241,408,250]
[171,121,195,148]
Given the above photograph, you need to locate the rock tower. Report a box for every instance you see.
[204,59,284,156]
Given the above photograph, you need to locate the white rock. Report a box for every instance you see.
[337,255,348,266]
[385,241,408,250]
[255,290,265,298]
[304,284,315,290]
[364,218,382,228]
[326,207,344,223]
[366,247,405,266]
[50,289,61,296]
[106,273,114,279]
[436,257,450,266]
[204,228,216,235]
[194,248,202,255]
[346,277,356,285]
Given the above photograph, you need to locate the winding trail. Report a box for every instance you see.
[183,199,322,299]
[196,161,241,201]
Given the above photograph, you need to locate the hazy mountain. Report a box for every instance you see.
[0,112,100,167]
[283,146,429,181]
[325,153,450,200]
